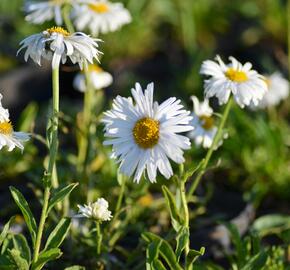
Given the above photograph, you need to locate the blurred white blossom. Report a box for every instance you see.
[200,55,267,108]
[73,64,113,92]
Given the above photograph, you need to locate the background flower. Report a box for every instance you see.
[200,56,267,108]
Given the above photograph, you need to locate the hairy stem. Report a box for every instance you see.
[33,67,59,263]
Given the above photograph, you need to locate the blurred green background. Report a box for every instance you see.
[0,0,289,268]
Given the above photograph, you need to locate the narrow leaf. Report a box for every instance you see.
[64,266,86,270]
[31,248,62,270]
[175,227,189,261]
[9,187,37,245]
[186,247,205,267]
[241,251,268,270]
[0,216,15,247]
[44,218,71,250]
[47,183,78,213]
[12,234,31,263]
[7,249,29,270]
[152,259,167,270]
[142,232,182,270]
[146,239,162,269]
[162,186,183,231]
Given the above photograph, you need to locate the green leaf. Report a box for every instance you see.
[47,183,78,214]
[175,227,189,261]
[7,249,29,270]
[146,240,162,270]
[16,102,38,132]
[152,259,167,270]
[186,247,205,267]
[162,186,183,231]
[64,266,86,270]
[0,255,15,270]
[252,214,290,236]
[44,218,71,250]
[9,187,37,245]
[12,234,31,263]
[241,251,268,270]
[0,216,15,247]
[142,232,182,270]
[182,160,204,182]
[31,248,62,270]
[224,222,246,266]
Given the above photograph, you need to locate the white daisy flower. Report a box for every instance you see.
[258,72,289,108]
[0,94,30,152]
[188,96,218,149]
[17,26,102,69]
[103,82,193,183]
[76,198,112,221]
[73,0,132,36]
[200,55,267,108]
[73,64,113,92]
[24,0,68,26]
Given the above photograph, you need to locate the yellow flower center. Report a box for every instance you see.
[46,26,70,36]
[264,78,271,88]
[133,117,159,149]
[87,64,103,73]
[199,115,214,130]
[89,3,109,13]
[0,121,13,135]
[225,68,248,83]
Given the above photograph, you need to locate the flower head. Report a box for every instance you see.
[24,0,69,26]
[0,94,30,152]
[103,82,193,183]
[73,0,132,36]
[187,96,218,148]
[77,198,112,221]
[200,55,267,108]
[17,27,102,69]
[257,72,289,108]
[73,64,113,92]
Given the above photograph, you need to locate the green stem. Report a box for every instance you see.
[287,0,290,80]
[187,98,233,198]
[96,222,102,255]
[180,180,189,254]
[33,67,60,263]
[62,5,75,33]
[115,175,126,214]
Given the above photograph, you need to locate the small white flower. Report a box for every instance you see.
[73,0,132,36]
[73,64,113,92]
[77,198,112,221]
[200,55,267,108]
[103,82,193,183]
[0,94,30,152]
[188,96,218,149]
[258,72,289,108]
[24,0,68,26]
[17,27,102,69]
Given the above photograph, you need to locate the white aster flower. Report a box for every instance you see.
[17,26,102,69]
[73,0,132,36]
[73,64,113,92]
[0,94,30,152]
[200,55,267,108]
[77,198,112,221]
[103,82,193,183]
[257,72,289,108]
[24,0,69,26]
[188,96,218,149]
